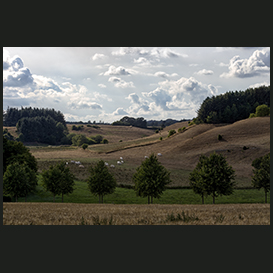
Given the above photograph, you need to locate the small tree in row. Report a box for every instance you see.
[41,162,75,202]
[133,154,171,204]
[252,153,270,203]
[189,152,236,204]
[3,162,37,202]
[87,160,117,203]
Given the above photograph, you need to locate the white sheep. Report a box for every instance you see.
[105,162,109,166]
[71,160,75,163]
[79,165,84,168]
[117,161,122,165]
[75,161,81,165]
[120,157,123,160]
[66,162,68,165]
[110,164,115,168]
[144,156,148,159]
[157,153,162,156]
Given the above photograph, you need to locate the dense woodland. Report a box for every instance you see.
[3,107,66,127]
[195,85,270,124]
[3,107,68,145]
[112,116,147,128]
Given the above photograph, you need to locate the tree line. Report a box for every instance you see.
[3,137,270,204]
[112,116,147,128]
[195,85,270,124]
[3,106,66,127]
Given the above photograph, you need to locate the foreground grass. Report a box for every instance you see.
[17,177,270,204]
[3,203,270,225]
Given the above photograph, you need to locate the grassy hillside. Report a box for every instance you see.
[5,117,270,189]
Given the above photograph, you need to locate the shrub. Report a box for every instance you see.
[82,144,88,150]
[168,129,176,137]
[255,104,270,117]
[249,113,256,118]
[102,138,109,144]
[178,127,186,133]
[159,137,162,141]
[218,134,223,141]
[119,140,123,142]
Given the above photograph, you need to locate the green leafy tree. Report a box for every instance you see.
[168,129,176,137]
[133,154,171,204]
[3,137,37,174]
[255,104,270,117]
[41,162,75,202]
[189,153,236,204]
[3,162,37,202]
[58,163,76,202]
[87,160,117,203]
[82,143,88,150]
[252,153,270,203]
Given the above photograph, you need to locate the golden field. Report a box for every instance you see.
[3,203,270,225]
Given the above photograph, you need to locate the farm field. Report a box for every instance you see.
[3,117,270,225]
[20,116,270,188]
[15,177,270,204]
[3,202,270,225]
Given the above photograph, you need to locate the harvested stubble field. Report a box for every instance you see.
[3,203,270,225]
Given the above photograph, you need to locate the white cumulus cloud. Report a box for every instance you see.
[220,47,270,78]
[196,69,214,75]
[108,77,135,88]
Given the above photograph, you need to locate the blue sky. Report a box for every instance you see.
[3,47,270,123]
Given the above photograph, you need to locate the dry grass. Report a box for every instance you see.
[3,203,270,225]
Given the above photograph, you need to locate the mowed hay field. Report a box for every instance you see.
[3,203,270,225]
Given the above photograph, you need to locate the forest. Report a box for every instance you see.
[3,107,68,145]
[112,116,147,128]
[195,85,270,124]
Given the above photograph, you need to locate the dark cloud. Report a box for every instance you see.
[3,67,34,87]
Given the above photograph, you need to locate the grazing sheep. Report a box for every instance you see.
[157,153,162,156]
[117,161,122,165]
[121,160,124,164]
[144,156,148,159]
[110,164,115,168]
[79,165,84,168]
[105,162,109,166]
[71,160,75,163]
[66,162,68,165]
[75,161,81,165]
[120,157,123,160]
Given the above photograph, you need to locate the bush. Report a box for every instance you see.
[90,135,103,144]
[255,104,270,117]
[178,127,186,133]
[218,134,223,141]
[168,129,176,137]
[82,144,88,150]
[102,138,109,144]
[159,137,162,141]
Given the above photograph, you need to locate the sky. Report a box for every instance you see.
[3,47,270,123]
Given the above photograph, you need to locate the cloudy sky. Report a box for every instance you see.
[3,47,270,123]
